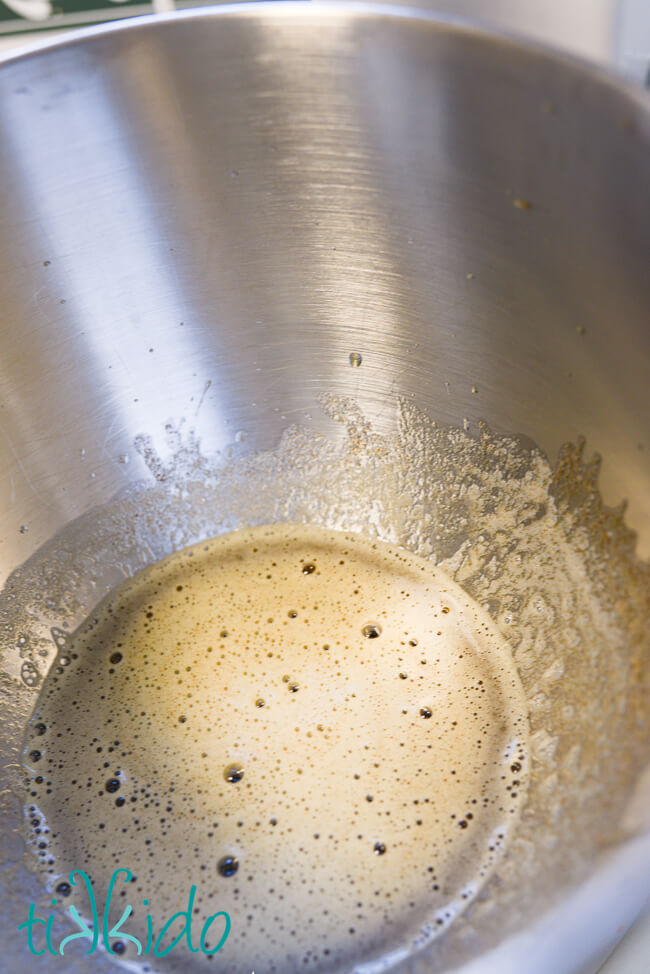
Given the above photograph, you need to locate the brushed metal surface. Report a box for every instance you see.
[0,3,649,576]
[0,5,649,972]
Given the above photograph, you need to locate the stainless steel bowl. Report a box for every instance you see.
[0,5,648,973]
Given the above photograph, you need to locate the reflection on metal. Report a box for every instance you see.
[0,4,647,560]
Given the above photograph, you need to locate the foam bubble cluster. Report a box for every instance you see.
[23,524,528,973]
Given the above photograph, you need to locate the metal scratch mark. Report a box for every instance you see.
[194,379,212,418]
[0,425,54,510]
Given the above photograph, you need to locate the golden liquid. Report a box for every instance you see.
[25,524,528,973]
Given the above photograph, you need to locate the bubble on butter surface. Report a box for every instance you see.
[22,524,528,973]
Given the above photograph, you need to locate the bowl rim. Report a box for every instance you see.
[0,5,648,972]
[0,0,649,118]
